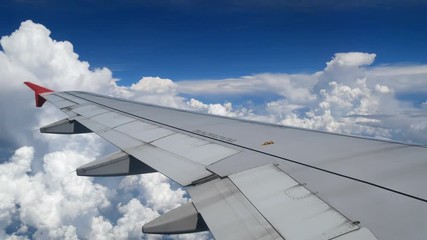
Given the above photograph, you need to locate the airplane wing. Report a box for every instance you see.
[25,82,427,240]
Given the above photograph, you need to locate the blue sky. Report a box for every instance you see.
[2,0,427,82]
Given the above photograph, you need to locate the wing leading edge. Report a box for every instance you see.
[25,82,427,239]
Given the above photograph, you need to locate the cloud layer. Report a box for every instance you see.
[0,20,426,239]
[178,53,427,142]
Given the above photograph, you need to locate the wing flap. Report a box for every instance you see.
[334,228,377,240]
[229,164,361,240]
[188,178,282,240]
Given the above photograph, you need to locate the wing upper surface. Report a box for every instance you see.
[35,89,427,240]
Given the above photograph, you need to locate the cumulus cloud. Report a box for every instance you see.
[187,98,235,116]
[123,76,188,108]
[176,52,427,143]
[0,20,209,239]
[130,77,176,93]
[119,174,188,213]
[367,65,427,93]
[0,20,114,93]
[88,198,160,240]
[178,73,317,104]
[325,52,376,69]
[0,20,114,147]
[0,146,110,239]
[1,19,426,240]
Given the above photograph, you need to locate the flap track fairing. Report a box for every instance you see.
[77,151,156,177]
[41,118,92,134]
[142,202,208,234]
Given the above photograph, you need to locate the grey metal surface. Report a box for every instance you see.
[62,117,214,185]
[229,164,361,240]
[96,129,142,150]
[51,99,77,109]
[43,93,65,103]
[142,202,208,234]
[73,116,108,132]
[335,228,377,240]
[77,150,156,176]
[77,151,130,176]
[67,92,427,200]
[72,104,109,118]
[126,144,212,186]
[276,161,427,240]
[207,151,278,177]
[37,90,427,240]
[114,120,174,143]
[187,178,282,240]
[56,105,230,185]
[151,133,240,166]
[40,118,91,134]
[90,111,135,128]
[50,92,88,104]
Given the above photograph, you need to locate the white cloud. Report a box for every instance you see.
[113,198,159,239]
[0,20,204,239]
[176,52,427,143]
[325,52,376,70]
[0,20,114,93]
[88,199,160,240]
[187,98,235,116]
[367,65,427,93]
[0,20,426,240]
[374,84,392,93]
[127,77,189,108]
[32,225,78,240]
[119,174,188,213]
[178,73,317,104]
[0,146,112,239]
[131,77,176,93]
[0,20,115,147]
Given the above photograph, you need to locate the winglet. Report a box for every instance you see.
[24,82,54,107]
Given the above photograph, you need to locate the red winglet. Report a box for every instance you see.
[24,82,54,107]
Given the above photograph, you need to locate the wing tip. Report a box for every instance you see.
[24,81,54,107]
[24,81,54,94]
